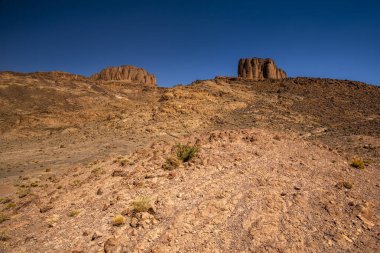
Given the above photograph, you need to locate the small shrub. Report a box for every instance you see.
[0,213,10,223]
[91,167,105,176]
[351,158,365,170]
[70,179,81,187]
[0,231,9,241]
[3,202,16,211]
[175,144,199,162]
[131,196,152,213]
[162,156,181,171]
[68,210,80,217]
[91,167,101,174]
[119,159,128,167]
[0,197,12,204]
[112,215,125,226]
[18,188,31,198]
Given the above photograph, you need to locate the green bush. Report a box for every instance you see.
[175,144,199,162]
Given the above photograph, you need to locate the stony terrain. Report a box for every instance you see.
[0,69,379,252]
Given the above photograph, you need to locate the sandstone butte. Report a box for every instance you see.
[91,65,156,86]
[238,58,287,81]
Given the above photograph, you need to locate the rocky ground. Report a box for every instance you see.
[0,72,379,252]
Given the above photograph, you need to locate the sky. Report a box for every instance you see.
[0,0,379,87]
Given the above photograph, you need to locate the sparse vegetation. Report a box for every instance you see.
[91,167,101,174]
[162,156,181,170]
[3,202,16,211]
[0,197,12,204]
[91,167,105,176]
[68,210,80,217]
[131,196,152,213]
[0,231,9,241]
[112,215,126,226]
[119,159,128,166]
[0,213,10,223]
[175,144,199,162]
[70,179,82,187]
[351,158,365,170]
[17,188,31,198]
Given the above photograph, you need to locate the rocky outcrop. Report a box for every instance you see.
[238,58,287,81]
[91,65,156,86]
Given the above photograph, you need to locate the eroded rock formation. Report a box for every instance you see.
[238,58,287,80]
[91,65,156,85]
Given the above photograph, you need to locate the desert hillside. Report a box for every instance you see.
[0,70,379,252]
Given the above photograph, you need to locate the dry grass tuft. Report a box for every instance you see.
[131,196,152,213]
[351,158,365,170]
[112,215,126,226]
[0,213,10,223]
[162,156,181,171]
[2,202,16,211]
[0,231,9,241]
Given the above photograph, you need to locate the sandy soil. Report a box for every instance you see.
[0,72,379,252]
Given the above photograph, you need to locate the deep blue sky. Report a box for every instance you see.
[1,0,379,86]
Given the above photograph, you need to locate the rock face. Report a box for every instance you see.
[238,58,287,80]
[91,65,156,86]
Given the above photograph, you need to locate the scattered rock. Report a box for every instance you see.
[112,170,128,177]
[71,249,84,253]
[102,204,110,211]
[357,214,375,228]
[104,237,127,253]
[130,217,138,228]
[96,188,103,195]
[91,231,103,241]
[39,205,53,213]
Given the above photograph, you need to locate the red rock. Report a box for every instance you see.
[238,58,287,80]
[91,65,156,86]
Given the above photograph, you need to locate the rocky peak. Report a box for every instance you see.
[91,65,156,86]
[238,58,287,81]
